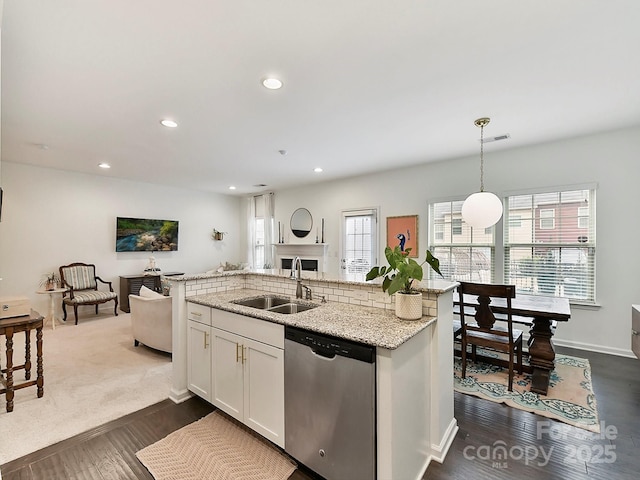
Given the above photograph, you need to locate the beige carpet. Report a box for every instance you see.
[137,411,297,480]
[0,313,172,464]
[454,352,600,433]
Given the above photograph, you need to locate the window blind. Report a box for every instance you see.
[429,200,495,282]
[504,189,596,303]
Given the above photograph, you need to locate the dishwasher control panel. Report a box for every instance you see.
[285,326,375,363]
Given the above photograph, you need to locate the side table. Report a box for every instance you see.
[0,310,44,412]
[36,288,67,329]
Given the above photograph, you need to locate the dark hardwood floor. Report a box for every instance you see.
[427,347,640,480]
[2,347,638,479]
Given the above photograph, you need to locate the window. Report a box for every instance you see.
[504,188,596,303]
[539,208,555,229]
[428,200,495,282]
[254,218,265,269]
[248,193,274,269]
[452,218,462,235]
[578,206,589,229]
[341,208,378,274]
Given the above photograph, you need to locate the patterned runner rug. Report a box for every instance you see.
[454,353,600,433]
[136,411,297,480]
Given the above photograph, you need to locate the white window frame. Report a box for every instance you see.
[428,184,597,305]
[504,185,597,304]
[340,207,379,274]
[539,208,555,229]
[428,199,496,283]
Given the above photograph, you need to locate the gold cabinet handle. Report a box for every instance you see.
[236,343,242,363]
[204,331,209,348]
[190,311,202,317]
[242,345,247,365]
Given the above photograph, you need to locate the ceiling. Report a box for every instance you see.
[2,1,640,195]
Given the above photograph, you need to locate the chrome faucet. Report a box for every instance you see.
[293,256,303,298]
[293,256,306,299]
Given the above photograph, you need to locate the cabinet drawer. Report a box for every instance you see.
[187,302,212,325]
[212,309,283,348]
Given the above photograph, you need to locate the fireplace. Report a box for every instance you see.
[281,258,318,271]
[274,243,329,274]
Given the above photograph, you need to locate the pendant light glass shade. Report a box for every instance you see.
[461,117,503,229]
[461,191,503,229]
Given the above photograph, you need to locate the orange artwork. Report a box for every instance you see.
[386,215,418,257]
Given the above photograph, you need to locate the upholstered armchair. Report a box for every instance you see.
[59,262,119,324]
[129,286,172,353]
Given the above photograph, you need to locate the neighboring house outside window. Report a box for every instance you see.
[428,200,494,282]
[428,186,596,304]
[504,188,596,303]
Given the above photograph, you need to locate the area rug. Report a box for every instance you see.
[136,411,297,480]
[454,353,600,433]
[0,313,172,464]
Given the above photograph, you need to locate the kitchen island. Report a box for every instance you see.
[166,269,458,480]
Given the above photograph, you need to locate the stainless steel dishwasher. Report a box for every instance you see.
[284,326,376,480]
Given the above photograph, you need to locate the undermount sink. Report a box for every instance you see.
[233,295,291,309]
[232,295,318,314]
[268,303,317,314]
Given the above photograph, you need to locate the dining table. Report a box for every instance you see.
[455,292,571,395]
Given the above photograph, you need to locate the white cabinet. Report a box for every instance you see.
[186,303,212,401]
[211,309,285,448]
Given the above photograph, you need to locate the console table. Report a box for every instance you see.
[119,272,183,313]
[0,311,44,412]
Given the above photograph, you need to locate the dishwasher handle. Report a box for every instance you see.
[311,347,336,359]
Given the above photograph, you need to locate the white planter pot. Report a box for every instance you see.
[394,291,423,320]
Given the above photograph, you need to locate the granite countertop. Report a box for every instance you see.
[166,268,457,295]
[187,289,436,350]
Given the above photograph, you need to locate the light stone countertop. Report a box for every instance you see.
[187,289,437,350]
[167,268,457,295]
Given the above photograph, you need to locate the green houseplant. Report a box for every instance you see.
[366,246,443,319]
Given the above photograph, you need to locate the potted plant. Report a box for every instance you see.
[40,272,61,291]
[366,246,443,320]
[212,228,228,241]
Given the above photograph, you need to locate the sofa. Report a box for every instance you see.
[129,286,172,353]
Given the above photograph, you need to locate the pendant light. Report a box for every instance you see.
[461,117,503,229]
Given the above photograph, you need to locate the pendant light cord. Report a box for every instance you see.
[474,117,490,193]
[479,122,485,192]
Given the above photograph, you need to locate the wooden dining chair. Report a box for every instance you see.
[458,282,523,391]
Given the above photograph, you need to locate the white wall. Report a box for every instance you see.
[273,126,640,357]
[0,162,244,316]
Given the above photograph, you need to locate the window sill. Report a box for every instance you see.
[569,300,601,310]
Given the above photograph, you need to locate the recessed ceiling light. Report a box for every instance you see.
[314,167,323,173]
[262,78,283,90]
[98,162,111,169]
[160,119,178,128]
[228,186,236,190]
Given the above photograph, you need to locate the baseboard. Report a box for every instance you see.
[169,388,194,404]
[430,418,459,464]
[554,339,636,358]
[412,418,459,480]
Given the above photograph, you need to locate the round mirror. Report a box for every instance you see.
[290,208,313,238]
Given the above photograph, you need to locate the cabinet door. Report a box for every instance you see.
[211,328,244,421]
[243,337,284,448]
[187,320,211,401]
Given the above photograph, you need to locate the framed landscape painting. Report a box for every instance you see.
[386,215,418,257]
